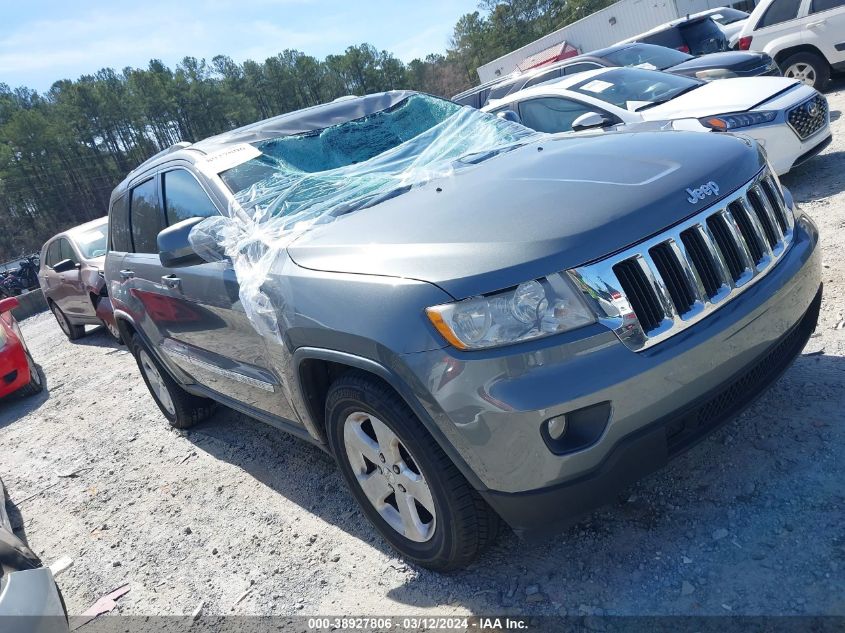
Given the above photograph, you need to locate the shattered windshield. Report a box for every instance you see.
[190,92,540,343]
[215,93,536,222]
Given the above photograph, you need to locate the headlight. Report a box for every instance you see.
[426,274,595,350]
[700,111,777,131]
[695,68,737,80]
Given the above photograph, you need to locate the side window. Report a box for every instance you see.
[59,238,78,264]
[757,0,802,27]
[162,170,219,226]
[110,195,131,252]
[810,0,844,12]
[46,241,61,267]
[129,178,163,254]
[563,63,602,75]
[518,97,599,134]
[524,69,562,89]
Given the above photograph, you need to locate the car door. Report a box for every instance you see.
[40,240,62,301]
[129,167,294,420]
[752,0,806,50]
[804,0,845,65]
[55,238,86,315]
[516,96,621,134]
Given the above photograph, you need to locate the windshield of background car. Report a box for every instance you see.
[74,221,108,258]
[602,44,693,70]
[571,68,702,110]
[216,93,537,219]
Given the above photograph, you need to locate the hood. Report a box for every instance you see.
[641,77,798,120]
[667,50,768,73]
[287,130,764,299]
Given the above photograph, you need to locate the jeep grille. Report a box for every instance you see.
[570,168,794,351]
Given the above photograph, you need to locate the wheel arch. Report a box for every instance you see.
[774,44,830,67]
[293,348,486,491]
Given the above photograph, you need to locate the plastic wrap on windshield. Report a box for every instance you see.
[189,94,541,348]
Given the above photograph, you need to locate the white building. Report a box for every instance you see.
[476,0,755,82]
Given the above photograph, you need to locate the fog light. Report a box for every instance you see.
[546,415,568,440]
[541,402,612,455]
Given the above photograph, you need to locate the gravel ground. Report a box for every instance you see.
[2,81,844,620]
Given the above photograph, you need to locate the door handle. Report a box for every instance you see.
[162,275,182,291]
[119,269,135,280]
[806,19,825,28]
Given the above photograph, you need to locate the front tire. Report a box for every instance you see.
[781,52,830,90]
[326,373,500,571]
[16,352,43,397]
[130,334,214,428]
[50,303,85,340]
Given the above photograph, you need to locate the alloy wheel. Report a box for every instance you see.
[343,411,436,543]
[138,349,176,416]
[784,63,817,87]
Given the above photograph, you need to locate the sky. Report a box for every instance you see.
[0,0,480,92]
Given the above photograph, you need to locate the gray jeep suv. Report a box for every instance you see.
[104,91,822,570]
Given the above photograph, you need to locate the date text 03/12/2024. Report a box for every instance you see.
[306,617,530,630]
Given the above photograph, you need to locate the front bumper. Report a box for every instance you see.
[401,212,821,532]
[0,338,29,399]
[483,284,821,536]
[748,122,831,175]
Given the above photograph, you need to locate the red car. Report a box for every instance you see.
[0,297,43,399]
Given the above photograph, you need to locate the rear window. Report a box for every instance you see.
[129,178,162,254]
[110,195,131,252]
[758,0,802,27]
[678,18,728,54]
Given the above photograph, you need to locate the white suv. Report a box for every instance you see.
[737,0,845,89]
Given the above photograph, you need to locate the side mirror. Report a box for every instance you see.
[158,217,207,268]
[52,259,80,274]
[496,110,522,124]
[0,296,20,313]
[572,112,613,132]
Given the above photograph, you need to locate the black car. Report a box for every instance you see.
[453,42,780,108]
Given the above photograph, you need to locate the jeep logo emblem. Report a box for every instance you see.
[686,181,720,204]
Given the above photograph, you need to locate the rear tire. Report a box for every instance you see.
[16,352,43,397]
[130,334,214,428]
[50,303,85,341]
[781,52,830,91]
[325,372,500,571]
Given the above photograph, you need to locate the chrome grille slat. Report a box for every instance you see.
[636,254,677,322]
[750,184,784,251]
[570,167,795,352]
[693,224,733,295]
[721,207,757,279]
[666,238,706,308]
[736,196,774,268]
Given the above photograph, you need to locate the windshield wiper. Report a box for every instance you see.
[634,85,702,112]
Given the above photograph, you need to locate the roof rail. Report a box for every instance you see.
[133,141,192,173]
